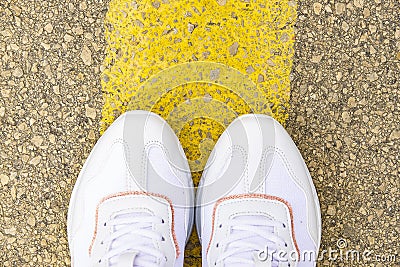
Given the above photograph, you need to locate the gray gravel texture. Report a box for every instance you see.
[0,0,399,266]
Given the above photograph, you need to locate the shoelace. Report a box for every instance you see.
[215,216,289,267]
[99,212,167,267]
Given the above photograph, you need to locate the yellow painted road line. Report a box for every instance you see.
[101,0,297,264]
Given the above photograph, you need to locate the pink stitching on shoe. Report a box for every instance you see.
[88,191,180,259]
[207,194,300,261]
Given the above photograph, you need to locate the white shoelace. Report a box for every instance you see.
[99,212,167,267]
[215,215,288,267]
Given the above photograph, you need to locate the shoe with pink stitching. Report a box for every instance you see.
[67,111,194,267]
[196,114,321,267]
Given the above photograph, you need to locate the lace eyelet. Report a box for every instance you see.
[219,224,222,228]
[285,242,288,247]
[216,243,219,248]
[100,241,104,245]
[98,259,101,263]
[282,223,286,228]
[103,222,107,227]
[164,256,168,261]
[161,236,165,241]
[161,219,165,224]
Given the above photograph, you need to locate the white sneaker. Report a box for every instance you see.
[196,114,321,267]
[67,111,194,267]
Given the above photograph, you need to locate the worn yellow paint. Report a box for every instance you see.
[101,0,296,265]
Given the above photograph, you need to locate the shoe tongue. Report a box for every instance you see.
[117,251,138,267]
[227,215,278,267]
[109,212,157,267]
